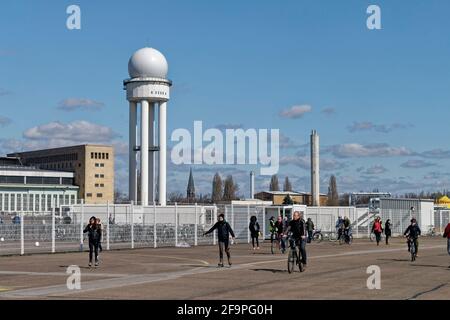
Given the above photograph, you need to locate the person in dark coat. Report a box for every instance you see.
[285,211,308,266]
[306,218,314,243]
[249,215,261,250]
[204,214,235,267]
[83,216,102,267]
[384,219,392,245]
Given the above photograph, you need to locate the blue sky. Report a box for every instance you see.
[1,0,450,197]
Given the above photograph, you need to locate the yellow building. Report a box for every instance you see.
[436,195,450,208]
[254,191,328,206]
[8,145,114,204]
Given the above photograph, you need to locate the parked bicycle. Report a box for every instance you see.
[287,233,304,273]
[312,229,323,243]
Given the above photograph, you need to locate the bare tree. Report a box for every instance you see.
[223,175,238,201]
[211,173,223,203]
[269,174,279,191]
[283,176,292,192]
[327,175,339,206]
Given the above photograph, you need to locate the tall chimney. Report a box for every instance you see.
[250,171,255,199]
[310,130,320,206]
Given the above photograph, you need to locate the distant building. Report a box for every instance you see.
[186,168,195,202]
[0,157,78,213]
[8,145,114,204]
[254,191,328,206]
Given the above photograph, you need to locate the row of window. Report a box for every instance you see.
[86,193,103,198]
[91,152,109,160]
[94,183,105,188]
[0,193,77,212]
[95,163,105,167]
[25,153,78,164]
[0,176,74,185]
[41,162,74,170]
[94,174,105,178]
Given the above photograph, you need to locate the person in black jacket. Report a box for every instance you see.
[204,213,235,267]
[285,211,307,266]
[249,215,260,250]
[384,219,392,245]
[83,216,102,267]
[404,218,421,256]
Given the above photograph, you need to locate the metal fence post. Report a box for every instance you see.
[20,211,24,255]
[231,203,235,233]
[106,201,110,251]
[262,207,266,241]
[247,204,250,244]
[194,203,198,246]
[213,206,217,245]
[175,203,178,247]
[51,198,55,253]
[130,201,134,249]
[80,199,84,251]
[389,209,393,236]
[399,210,403,236]
[153,202,157,248]
[439,210,443,233]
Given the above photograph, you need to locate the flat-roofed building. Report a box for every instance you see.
[0,161,78,213]
[8,145,114,204]
[254,191,328,206]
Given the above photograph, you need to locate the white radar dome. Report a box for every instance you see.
[128,47,168,79]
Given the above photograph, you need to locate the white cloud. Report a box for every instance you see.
[327,143,413,158]
[280,155,347,171]
[347,121,413,133]
[23,120,120,145]
[400,160,436,169]
[57,98,104,112]
[279,105,312,119]
[361,165,388,175]
[321,107,336,115]
[0,116,11,127]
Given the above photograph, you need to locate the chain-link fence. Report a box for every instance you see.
[1,202,448,256]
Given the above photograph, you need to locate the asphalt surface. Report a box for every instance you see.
[0,237,448,300]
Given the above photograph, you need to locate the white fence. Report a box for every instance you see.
[1,202,448,256]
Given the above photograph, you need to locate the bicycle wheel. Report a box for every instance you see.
[348,235,353,245]
[410,242,416,262]
[339,234,345,245]
[287,248,295,274]
[313,232,323,243]
[298,248,304,272]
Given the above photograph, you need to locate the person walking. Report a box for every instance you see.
[96,218,103,253]
[83,216,102,267]
[372,216,383,246]
[385,219,392,245]
[204,213,235,267]
[443,222,450,267]
[306,217,314,243]
[249,215,261,250]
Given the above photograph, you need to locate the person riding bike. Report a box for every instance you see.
[336,216,344,240]
[343,216,351,240]
[269,216,276,242]
[404,218,421,257]
[274,216,286,253]
[284,211,307,266]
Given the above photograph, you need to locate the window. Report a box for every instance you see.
[96,193,103,198]
[100,174,104,178]
[106,153,109,160]
[100,163,105,167]
[95,174,99,178]
[91,152,94,159]
[102,153,105,159]
[95,183,99,187]
[86,193,92,197]
[100,183,104,187]
[95,163,99,167]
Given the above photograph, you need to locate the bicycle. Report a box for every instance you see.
[370,232,385,242]
[408,237,417,261]
[339,229,353,245]
[312,229,323,243]
[287,233,304,273]
[270,232,285,254]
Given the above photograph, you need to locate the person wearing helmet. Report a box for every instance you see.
[404,218,421,256]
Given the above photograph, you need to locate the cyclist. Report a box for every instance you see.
[204,213,235,267]
[343,216,352,241]
[284,211,307,266]
[269,216,276,241]
[335,216,344,240]
[274,216,286,253]
[404,218,421,257]
[372,216,383,246]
